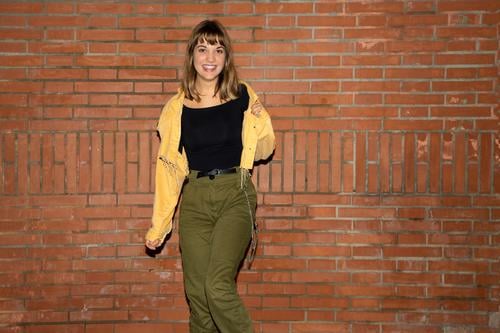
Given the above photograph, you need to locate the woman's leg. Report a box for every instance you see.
[205,178,256,333]
[179,181,218,333]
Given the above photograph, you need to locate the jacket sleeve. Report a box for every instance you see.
[244,82,275,161]
[252,107,275,161]
[145,155,182,243]
[145,97,185,243]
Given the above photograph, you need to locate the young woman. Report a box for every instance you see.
[145,20,275,333]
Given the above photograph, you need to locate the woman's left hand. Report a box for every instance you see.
[251,100,263,117]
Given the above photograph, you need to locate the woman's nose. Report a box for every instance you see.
[206,50,215,62]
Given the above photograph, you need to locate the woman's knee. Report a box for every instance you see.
[205,271,235,304]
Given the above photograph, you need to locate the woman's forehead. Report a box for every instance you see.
[196,34,224,47]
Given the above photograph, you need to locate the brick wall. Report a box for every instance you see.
[0,1,498,332]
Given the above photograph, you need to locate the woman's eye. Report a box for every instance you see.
[217,49,224,54]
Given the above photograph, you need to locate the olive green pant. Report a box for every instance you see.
[179,169,256,333]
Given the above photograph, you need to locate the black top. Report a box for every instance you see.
[181,84,249,171]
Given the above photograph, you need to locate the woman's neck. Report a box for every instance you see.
[195,78,217,97]
[184,79,222,108]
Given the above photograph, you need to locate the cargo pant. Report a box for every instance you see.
[179,169,256,333]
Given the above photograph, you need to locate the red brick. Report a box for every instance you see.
[75,82,132,93]
[387,93,445,105]
[0,56,43,66]
[88,42,116,54]
[436,54,495,65]
[384,246,442,258]
[343,81,400,92]
[266,16,295,28]
[386,68,444,78]
[47,3,74,14]
[77,3,133,14]
[0,68,25,80]
[76,55,134,67]
[167,3,224,14]
[434,80,493,92]
[357,15,386,27]
[255,3,313,14]
[255,29,312,41]
[0,94,27,107]
[118,69,176,80]
[298,16,355,27]
[78,29,134,41]
[385,120,443,130]
[347,2,404,13]
[119,17,176,28]
[0,3,43,13]
[345,28,402,39]
[438,1,500,11]
[119,42,176,54]
[88,16,118,28]
[343,55,400,65]
[28,16,87,27]
[29,68,88,80]
[294,94,352,106]
[73,107,131,119]
[389,14,448,26]
[43,82,73,95]
[0,28,42,40]
[45,29,73,40]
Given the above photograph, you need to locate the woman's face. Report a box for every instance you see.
[193,39,226,85]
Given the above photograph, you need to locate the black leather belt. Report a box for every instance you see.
[196,167,237,179]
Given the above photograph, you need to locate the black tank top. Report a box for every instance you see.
[181,84,249,171]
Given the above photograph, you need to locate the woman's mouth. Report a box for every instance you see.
[202,65,217,72]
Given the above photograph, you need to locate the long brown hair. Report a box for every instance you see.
[181,20,240,102]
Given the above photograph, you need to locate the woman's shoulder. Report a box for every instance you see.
[239,80,258,103]
[158,89,183,129]
[239,80,251,90]
[162,89,184,112]
[168,88,184,103]
[238,82,249,97]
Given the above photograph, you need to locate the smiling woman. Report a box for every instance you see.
[193,42,225,82]
[182,20,240,105]
[145,19,275,333]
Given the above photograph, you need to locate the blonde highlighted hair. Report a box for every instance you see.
[181,20,240,102]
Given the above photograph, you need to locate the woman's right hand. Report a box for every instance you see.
[145,238,161,250]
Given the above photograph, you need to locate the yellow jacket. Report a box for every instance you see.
[145,81,275,243]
